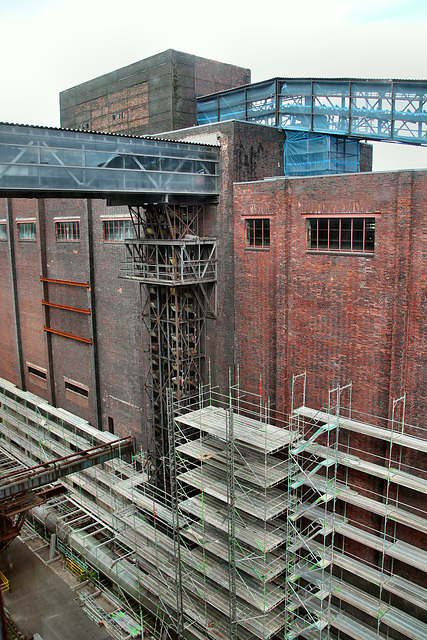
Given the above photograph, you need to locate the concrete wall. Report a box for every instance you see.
[60,49,250,136]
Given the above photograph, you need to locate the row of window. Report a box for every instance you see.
[245,217,375,253]
[0,219,133,242]
[28,363,89,397]
[1,217,376,253]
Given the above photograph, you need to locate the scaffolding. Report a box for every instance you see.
[0,375,426,640]
[169,383,291,640]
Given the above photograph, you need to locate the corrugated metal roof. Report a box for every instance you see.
[0,121,219,147]
[197,76,427,100]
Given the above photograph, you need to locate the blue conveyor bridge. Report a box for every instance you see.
[197,77,427,144]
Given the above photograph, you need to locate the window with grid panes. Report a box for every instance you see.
[103,219,134,241]
[307,217,375,253]
[246,218,270,248]
[18,222,37,240]
[56,220,80,241]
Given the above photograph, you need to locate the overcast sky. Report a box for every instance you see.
[1,0,426,171]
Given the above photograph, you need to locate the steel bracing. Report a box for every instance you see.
[120,203,217,483]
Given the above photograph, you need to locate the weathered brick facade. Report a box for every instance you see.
[233,169,427,586]
[233,170,427,430]
[0,120,425,623]
[0,197,148,445]
[1,134,425,442]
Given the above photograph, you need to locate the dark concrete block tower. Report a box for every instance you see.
[60,49,251,135]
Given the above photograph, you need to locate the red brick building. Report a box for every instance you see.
[0,129,425,441]
[0,50,426,640]
[233,169,427,430]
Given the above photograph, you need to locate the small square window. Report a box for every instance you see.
[0,223,6,241]
[246,218,270,249]
[56,220,80,241]
[18,222,37,241]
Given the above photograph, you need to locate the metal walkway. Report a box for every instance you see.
[0,123,219,199]
[197,77,427,144]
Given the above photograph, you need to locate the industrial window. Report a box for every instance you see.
[0,223,6,241]
[103,219,134,242]
[246,218,270,248]
[56,220,80,241]
[17,221,37,241]
[307,217,375,253]
[28,364,47,380]
[64,380,89,398]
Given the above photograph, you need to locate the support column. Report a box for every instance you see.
[6,198,25,390]
[86,199,102,430]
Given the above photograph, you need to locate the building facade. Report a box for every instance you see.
[60,49,250,135]
[0,49,426,640]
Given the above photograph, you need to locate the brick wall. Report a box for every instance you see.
[233,168,427,584]
[234,170,427,429]
[165,121,285,394]
[0,196,149,445]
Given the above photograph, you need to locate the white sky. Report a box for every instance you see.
[1,0,426,171]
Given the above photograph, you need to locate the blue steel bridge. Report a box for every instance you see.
[197,77,427,144]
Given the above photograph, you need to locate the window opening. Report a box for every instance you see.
[65,380,89,398]
[56,220,80,241]
[28,364,47,380]
[107,416,115,434]
[18,222,37,241]
[103,219,134,242]
[307,217,375,253]
[0,223,6,241]
[246,218,270,248]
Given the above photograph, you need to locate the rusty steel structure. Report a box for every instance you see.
[121,203,217,482]
[0,407,134,551]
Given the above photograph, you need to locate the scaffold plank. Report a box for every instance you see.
[305,541,427,611]
[175,406,292,453]
[301,474,427,533]
[298,506,427,572]
[182,522,287,582]
[176,436,289,487]
[301,568,427,640]
[180,494,287,552]
[304,443,427,494]
[294,407,427,453]
[178,466,288,520]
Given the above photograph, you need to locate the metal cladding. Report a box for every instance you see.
[0,123,219,198]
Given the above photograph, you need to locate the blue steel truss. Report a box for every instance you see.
[0,123,219,198]
[197,78,427,144]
